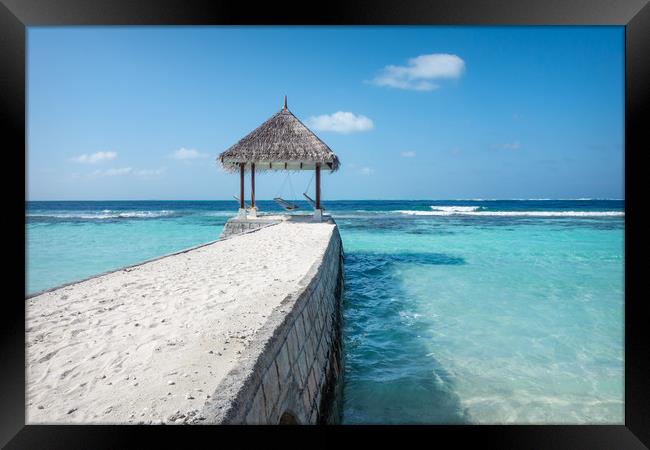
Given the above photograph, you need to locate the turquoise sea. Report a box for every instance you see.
[26,200,624,424]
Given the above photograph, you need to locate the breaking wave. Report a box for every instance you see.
[430,206,481,213]
[395,210,624,217]
[28,210,179,220]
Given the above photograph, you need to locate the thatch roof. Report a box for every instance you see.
[218,101,340,172]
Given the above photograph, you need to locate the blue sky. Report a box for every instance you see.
[27,26,624,200]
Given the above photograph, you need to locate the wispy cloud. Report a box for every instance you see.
[84,167,165,178]
[71,151,117,164]
[89,167,133,177]
[169,148,208,160]
[359,167,374,176]
[307,112,374,134]
[492,141,521,151]
[134,168,166,177]
[370,53,465,91]
[400,151,416,158]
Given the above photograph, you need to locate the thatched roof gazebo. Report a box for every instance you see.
[218,97,340,219]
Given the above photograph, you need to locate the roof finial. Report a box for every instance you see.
[283,95,287,110]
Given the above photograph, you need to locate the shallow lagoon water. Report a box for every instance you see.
[339,212,623,424]
[26,200,624,423]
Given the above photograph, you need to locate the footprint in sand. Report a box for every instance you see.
[38,350,59,363]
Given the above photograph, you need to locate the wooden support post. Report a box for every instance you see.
[250,162,256,209]
[239,163,245,209]
[315,163,321,210]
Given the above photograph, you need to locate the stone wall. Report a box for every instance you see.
[202,224,344,424]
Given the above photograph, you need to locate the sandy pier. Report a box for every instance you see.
[26,220,337,424]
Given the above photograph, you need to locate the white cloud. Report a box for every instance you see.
[400,151,416,158]
[169,148,208,160]
[134,168,166,177]
[371,53,465,91]
[71,151,117,164]
[89,167,133,177]
[359,167,374,176]
[307,112,374,134]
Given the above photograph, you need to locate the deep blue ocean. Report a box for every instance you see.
[26,199,624,423]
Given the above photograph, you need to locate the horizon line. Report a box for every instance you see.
[25,198,625,202]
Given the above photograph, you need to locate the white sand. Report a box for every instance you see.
[26,221,335,424]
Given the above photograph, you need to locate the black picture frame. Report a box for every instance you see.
[2,0,647,448]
